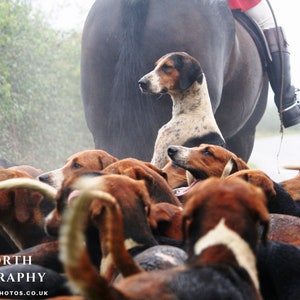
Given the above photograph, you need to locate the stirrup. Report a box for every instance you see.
[282,99,300,112]
[281,89,300,128]
[282,88,300,112]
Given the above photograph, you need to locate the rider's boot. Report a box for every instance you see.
[264,27,300,128]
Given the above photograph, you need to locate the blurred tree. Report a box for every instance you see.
[0,0,93,170]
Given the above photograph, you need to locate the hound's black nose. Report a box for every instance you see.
[138,78,149,92]
[167,146,178,158]
[38,173,50,183]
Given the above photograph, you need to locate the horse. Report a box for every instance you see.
[80,0,269,163]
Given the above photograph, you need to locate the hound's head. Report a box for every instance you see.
[138,52,203,96]
[38,150,118,190]
[182,177,269,253]
[167,144,249,180]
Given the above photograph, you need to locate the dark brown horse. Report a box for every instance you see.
[81,0,269,162]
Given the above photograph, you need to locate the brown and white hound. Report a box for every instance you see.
[168,143,248,182]
[38,149,118,189]
[138,52,225,168]
[59,177,267,300]
[102,157,182,206]
[60,174,186,283]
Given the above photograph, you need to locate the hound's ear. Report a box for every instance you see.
[147,203,176,229]
[144,162,169,181]
[90,200,105,221]
[148,203,183,240]
[124,167,154,192]
[252,190,269,244]
[178,57,203,91]
[98,154,118,170]
[228,157,249,175]
[240,186,270,244]
[13,189,31,223]
[246,172,276,200]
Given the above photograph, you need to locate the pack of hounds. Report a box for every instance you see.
[0,52,300,300]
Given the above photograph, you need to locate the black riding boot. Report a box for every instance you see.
[264,27,300,128]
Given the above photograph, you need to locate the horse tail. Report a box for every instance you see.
[110,0,152,159]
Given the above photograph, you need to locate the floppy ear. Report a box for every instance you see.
[178,56,203,91]
[181,189,209,242]
[144,162,169,181]
[228,170,276,200]
[246,172,276,200]
[123,167,154,192]
[148,203,183,240]
[240,187,270,244]
[13,189,31,223]
[135,179,153,225]
[229,156,249,175]
[90,200,105,222]
[147,203,175,230]
[98,154,118,170]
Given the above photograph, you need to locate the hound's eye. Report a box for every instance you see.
[201,148,213,156]
[71,162,82,170]
[161,64,173,73]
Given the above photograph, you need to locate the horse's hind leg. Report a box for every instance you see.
[226,80,269,162]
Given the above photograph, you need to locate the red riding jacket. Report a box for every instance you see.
[228,0,261,12]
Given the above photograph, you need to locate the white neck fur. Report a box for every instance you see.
[194,218,259,290]
[171,75,222,136]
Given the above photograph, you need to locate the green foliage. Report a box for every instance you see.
[0,0,93,170]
